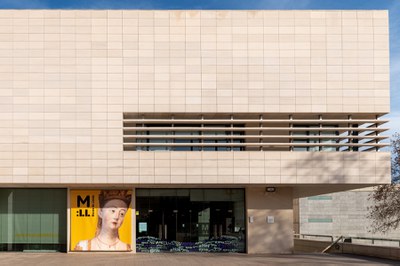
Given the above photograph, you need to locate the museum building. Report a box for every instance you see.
[0,10,391,253]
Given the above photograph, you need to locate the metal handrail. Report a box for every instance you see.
[294,233,333,242]
[322,236,344,253]
[294,233,400,247]
[349,236,400,247]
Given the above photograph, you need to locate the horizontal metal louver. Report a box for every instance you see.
[123,113,388,152]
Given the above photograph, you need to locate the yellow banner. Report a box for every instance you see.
[70,190,132,251]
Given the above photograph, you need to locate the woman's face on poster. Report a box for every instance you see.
[99,199,128,231]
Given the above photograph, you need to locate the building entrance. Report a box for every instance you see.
[136,189,245,252]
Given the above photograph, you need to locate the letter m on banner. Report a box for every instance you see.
[77,195,90,207]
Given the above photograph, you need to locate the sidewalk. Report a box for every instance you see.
[0,253,398,266]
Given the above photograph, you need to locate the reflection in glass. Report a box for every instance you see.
[0,189,67,252]
[136,189,245,253]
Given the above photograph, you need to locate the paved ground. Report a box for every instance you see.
[0,253,398,266]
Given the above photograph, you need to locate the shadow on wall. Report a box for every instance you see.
[247,187,294,254]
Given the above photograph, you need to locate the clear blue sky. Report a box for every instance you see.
[1,0,399,136]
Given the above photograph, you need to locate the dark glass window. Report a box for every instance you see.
[292,125,339,151]
[136,188,245,253]
[0,189,67,252]
[135,124,244,151]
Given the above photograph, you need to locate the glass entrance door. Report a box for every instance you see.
[136,189,245,253]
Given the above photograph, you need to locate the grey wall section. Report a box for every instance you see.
[246,187,293,253]
[299,189,400,239]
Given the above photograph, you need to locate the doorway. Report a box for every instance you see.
[136,189,245,252]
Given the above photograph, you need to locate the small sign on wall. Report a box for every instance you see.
[249,216,254,223]
[267,216,275,224]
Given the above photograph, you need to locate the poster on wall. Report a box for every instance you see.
[70,190,132,251]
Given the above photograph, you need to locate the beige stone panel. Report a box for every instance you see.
[187,167,202,176]
[12,175,29,183]
[247,187,293,253]
[264,152,281,160]
[297,175,315,184]
[0,167,13,176]
[170,175,186,184]
[345,167,361,177]
[234,175,249,184]
[344,175,360,184]
[250,162,265,175]
[296,168,315,177]
[217,166,233,175]
[59,167,74,177]
[373,10,388,19]
[44,175,60,183]
[374,26,389,35]
[326,173,344,183]
[139,175,155,184]
[376,167,391,183]
[375,155,391,170]
[155,175,171,184]
[265,175,281,183]
[28,166,44,176]
[203,166,218,176]
[249,175,265,184]
[13,167,28,176]
[107,167,124,176]
[123,168,139,176]
[265,167,281,176]
[74,175,91,184]
[324,162,344,177]
[359,175,376,184]
[60,175,75,184]
[154,167,170,176]
[154,160,170,168]
[359,104,376,112]
[343,159,359,168]
[374,57,389,66]
[281,175,296,183]
[184,175,200,184]
[91,167,107,176]
[28,175,44,183]
[123,175,139,184]
[201,175,217,184]
[171,164,186,176]
[92,175,108,183]
[216,174,233,183]
[281,167,296,176]
[235,159,250,168]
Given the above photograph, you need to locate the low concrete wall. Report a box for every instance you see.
[294,239,331,253]
[294,239,400,261]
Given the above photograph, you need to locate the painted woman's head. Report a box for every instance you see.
[96,190,132,235]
